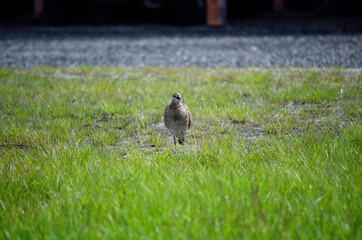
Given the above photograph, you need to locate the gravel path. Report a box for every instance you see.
[1,19,361,68]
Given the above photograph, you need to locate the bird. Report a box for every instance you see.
[164,93,191,151]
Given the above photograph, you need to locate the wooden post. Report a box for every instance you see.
[273,0,283,11]
[207,0,225,26]
[34,0,44,15]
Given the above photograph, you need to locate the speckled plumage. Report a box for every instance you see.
[164,93,191,146]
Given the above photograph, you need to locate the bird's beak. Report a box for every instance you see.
[180,97,185,103]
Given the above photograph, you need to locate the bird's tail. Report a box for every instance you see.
[178,138,185,145]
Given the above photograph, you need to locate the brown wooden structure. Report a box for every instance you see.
[206,0,223,26]
[34,0,44,15]
[273,0,283,11]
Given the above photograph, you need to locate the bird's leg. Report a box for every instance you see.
[173,136,177,152]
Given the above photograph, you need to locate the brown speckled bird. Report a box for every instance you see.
[164,93,191,150]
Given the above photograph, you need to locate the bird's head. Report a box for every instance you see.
[172,92,184,104]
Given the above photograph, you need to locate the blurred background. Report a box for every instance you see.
[1,0,361,26]
[1,0,361,68]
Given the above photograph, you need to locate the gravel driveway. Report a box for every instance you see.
[1,18,361,68]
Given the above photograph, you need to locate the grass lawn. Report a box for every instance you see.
[0,67,361,239]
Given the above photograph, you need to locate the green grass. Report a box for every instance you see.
[0,67,361,239]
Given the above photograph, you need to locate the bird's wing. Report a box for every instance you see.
[164,106,169,128]
[187,110,191,129]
